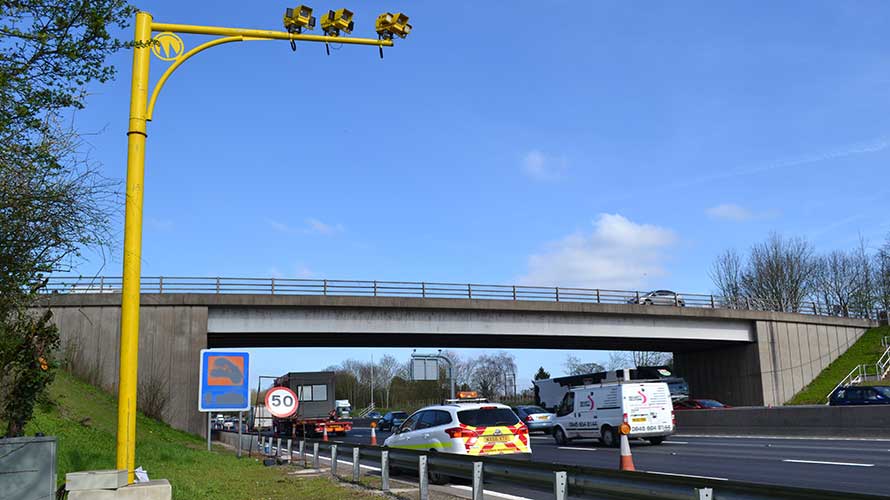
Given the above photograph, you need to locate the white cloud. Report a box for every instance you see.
[266,219,294,233]
[519,214,677,290]
[305,218,344,235]
[522,149,567,180]
[705,203,753,222]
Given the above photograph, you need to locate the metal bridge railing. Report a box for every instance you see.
[40,275,882,320]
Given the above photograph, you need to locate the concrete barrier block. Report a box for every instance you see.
[117,479,172,500]
[66,470,128,491]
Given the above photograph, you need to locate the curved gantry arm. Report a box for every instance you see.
[147,36,256,121]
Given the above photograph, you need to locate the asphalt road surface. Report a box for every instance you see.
[338,428,890,497]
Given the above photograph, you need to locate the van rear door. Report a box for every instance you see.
[623,383,673,435]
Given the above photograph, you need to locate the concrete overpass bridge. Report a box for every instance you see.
[43,277,877,436]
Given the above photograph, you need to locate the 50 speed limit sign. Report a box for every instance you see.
[265,387,299,418]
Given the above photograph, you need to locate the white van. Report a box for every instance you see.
[552,382,674,447]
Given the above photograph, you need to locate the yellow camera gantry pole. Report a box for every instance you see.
[117,11,395,483]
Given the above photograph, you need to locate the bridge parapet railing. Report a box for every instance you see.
[40,276,879,320]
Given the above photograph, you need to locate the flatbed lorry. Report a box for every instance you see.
[271,371,352,437]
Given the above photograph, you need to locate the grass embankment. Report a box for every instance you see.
[787,325,890,405]
[23,371,379,500]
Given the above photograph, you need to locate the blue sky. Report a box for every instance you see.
[70,1,890,386]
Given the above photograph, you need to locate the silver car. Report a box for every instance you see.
[628,290,685,307]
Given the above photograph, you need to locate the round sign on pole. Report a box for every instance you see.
[265,387,299,418]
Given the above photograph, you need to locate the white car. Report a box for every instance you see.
[552,382,674,447]
[383,401,531,461]
[628,290,685,307]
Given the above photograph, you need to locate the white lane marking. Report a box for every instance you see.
[557,447,596,451]
[663,441,688,444]
[678,434,890,442]
[782,459,874,467]
[450,484,533,500]
[646,471,728,481]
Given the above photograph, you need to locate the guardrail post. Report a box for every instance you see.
[331,444,338,476]
[555,287,560,302]
[419,455,429,500]
[710,295,715,308]
[352,447,360,482]
[554,471,567,500]
[299,440,305,464]
[286,438,292,461]
[313,442,320,470]
[512,285,517,300]
[374,280,378,297]
[697,487,713,500]
[277,437,282,457]
[596,289,600,303]
[468,283,472,299]
[381,450,390,492]
[159,276,164,293]
[100,276,105,291]
[422,282,426,298]
[472,462,483,500]
[271,277,276,295]
[323,279,328,296]
[215,277,221,293]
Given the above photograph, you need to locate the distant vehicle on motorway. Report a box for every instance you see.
[512,405,555,434]
[829,386,890,406]
[628,290,685,307]
[552,382,674,447]
[673,399,731,410]
[383,399,530,482]
[377,411,408,431]
[366,411,382,420]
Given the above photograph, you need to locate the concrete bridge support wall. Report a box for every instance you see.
[50,304,208,436]
[675,320,867,406]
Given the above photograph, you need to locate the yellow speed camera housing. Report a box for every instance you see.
[375,12,411,40]
[284,5,316,33]
[321,8,354,36]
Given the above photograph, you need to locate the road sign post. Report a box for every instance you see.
[199,350,249,453]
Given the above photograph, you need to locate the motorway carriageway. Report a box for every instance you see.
[335,428,890,497]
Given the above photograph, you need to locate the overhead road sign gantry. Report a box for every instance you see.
[115,7,410,484]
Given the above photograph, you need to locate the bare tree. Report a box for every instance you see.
[851,237,875,318]
[563,355,604,375]
[741,233,817,312]
[606,352,632,370]
[606,351,670,370]
[709,249,745,308]
[375,355,401,408]
[471,352,516,399]
[873,236,890,314]
[814,250,861,316]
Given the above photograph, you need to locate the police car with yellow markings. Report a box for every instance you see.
[383,394,531,462]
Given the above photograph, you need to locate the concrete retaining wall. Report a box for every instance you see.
[676,406,890,438]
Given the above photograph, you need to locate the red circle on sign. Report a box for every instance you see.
[265,387,299,418]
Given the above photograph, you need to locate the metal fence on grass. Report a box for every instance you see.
[41,275,882,320]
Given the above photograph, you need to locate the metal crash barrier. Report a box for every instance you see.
[224,432,883,500]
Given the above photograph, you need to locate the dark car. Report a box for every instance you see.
[512,405,555,434]
[366,411,382,420]
[829,386,890,406]
[377,411,408,431]
[673,399,731,410]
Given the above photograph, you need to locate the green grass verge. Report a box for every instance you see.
[22,371,380,500]
[787,325,890,405]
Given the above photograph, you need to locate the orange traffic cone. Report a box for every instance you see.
[370,424,378,446]
[618,429,635,471]
[322,424,329,442]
